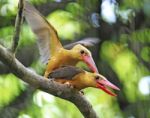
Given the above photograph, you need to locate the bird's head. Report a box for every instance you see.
[85,72,120,96]
[71,44,98,73]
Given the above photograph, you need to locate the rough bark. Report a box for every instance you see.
[0,0,98,117]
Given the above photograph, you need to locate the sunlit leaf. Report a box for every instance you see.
[121,0,143,9]
[100,41,149,102]
[47,10,85,40]
[131,29,150,43]
[66,2,84,16]
[140,46,150,62]
[0,74,25,107]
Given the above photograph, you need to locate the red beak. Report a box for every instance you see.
[82,55,99,73]
[96,79,120,96]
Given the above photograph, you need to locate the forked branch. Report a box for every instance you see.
[0,0,98,117]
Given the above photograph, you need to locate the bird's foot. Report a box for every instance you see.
[64,82,74,89]
[79,90,84,95]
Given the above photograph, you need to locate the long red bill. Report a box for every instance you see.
[97,79,120,96]
[82,55,99,73]
[97,84,117,96]
[99,79,120,90]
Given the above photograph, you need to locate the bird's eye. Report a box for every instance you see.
[80,50,85,54]
[95,76,100,80]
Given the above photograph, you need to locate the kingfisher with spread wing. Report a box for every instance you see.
[24,1,99,78]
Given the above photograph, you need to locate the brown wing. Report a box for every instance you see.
[64,38,100,49]
[24,1,63,64]
[48,66,84,80]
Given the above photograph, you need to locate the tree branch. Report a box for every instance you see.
[11,0,24,53]
[0,45,98,118]
[0,0,98,117]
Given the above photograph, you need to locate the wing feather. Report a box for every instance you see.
[64,38,100,49]
[24,1,62,64]
[48,66,84,80]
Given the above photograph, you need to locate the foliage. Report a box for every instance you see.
[0,0,149,118]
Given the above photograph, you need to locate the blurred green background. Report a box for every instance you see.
[0,0,150,118]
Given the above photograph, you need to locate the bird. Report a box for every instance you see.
[24,1,99,78]
[48,66,120,96]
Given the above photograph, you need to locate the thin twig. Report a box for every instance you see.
[2,0,98,117]
[11,0,24,53]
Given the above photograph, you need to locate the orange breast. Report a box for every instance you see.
[44,49,78,78]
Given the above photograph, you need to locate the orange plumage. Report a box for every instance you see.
[24,1,98,78]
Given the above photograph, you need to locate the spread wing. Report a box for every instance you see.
[48,66,84,80]
[64,38,100,49]
[24,1,62,64]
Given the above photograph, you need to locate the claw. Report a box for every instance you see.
[79,90,84,95]
[64,82,74,88]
